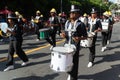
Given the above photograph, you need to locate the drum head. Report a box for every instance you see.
[52,47,74,53]
[39,28,50,32]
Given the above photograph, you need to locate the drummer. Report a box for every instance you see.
[101,11,111,52]
[60,5,87,80]
[107,11,114,44]
[46,8,60,50]
[87,7,102,68]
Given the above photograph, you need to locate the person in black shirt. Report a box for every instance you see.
[101,12,111,52]
[3,13,29,71]
[87,8,102,68]
[60,5,87,80]
[46,8,60,50]
[34,10,44,41]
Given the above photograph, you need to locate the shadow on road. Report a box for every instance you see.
[12,73,59,80]
[78,64,120,80]
[111,40,120,44]
[78,51,120,80]
[108,44,120,50]
[94,51,120,65]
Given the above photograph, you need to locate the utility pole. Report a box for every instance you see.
[61,0,63,13]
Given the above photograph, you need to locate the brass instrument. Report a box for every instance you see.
[0,29,9,37]
[6,32,11,37]
[34,19,39,23]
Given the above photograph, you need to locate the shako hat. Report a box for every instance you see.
[15,11,20,16]
[83,13,87,17]
[108,11,112,16]
[36,10,41,14]
[7,13,17,19]
[103,11,109,17]
[91,7,97,14]
[70,5,80,12]
[50,8,56,13]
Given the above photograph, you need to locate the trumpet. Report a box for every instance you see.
[6,32,11,37]
[34,19,39,23]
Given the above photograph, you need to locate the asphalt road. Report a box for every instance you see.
[0,22,120,80]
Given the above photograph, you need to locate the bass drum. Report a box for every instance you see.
[50,47,75,72]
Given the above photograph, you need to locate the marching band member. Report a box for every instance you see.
[60,5,87,80]
[35,10,44,41]
[15,11,24,23]
[101,11,111,52]
[87,7,102,68]
[107,11,114,44]
[80,13,89,27]
[46,8,60,50]
[3,13,29,71]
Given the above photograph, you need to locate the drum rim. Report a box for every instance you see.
[52,47,74,54]
[51,51,74,54]
[39,28,50,31]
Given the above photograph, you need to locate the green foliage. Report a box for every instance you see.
[70,0,81,6]
[109,4,118,10]
[0,0,114,18]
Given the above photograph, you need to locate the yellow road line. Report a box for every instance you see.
[0,39,65,62]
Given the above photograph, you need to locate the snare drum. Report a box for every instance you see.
[50,47,74,72]
[39,28,50,39]
[80,32,94,48]
[80,38,93,47]
[101,22,109,31]
[64,44,76,51]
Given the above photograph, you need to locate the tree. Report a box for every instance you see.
[0,0,111,19]
[109,4,118,10]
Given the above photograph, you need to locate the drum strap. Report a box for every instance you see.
[65,19,79,31]
[89,18,97,32]
[103,19,109,23]
[65,19,80,45]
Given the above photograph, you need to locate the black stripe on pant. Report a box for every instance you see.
[89,36,97,63]
[101,32,108,47]
[67,42,80,80]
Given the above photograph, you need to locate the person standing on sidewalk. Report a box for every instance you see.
[60,5,87,80]
[3,13,29,72]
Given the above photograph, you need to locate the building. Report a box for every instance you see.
[115,0,120,4]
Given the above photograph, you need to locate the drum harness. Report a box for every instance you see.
[81,19,97,47]
[64,19,80,50]
[88,18,98,37]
